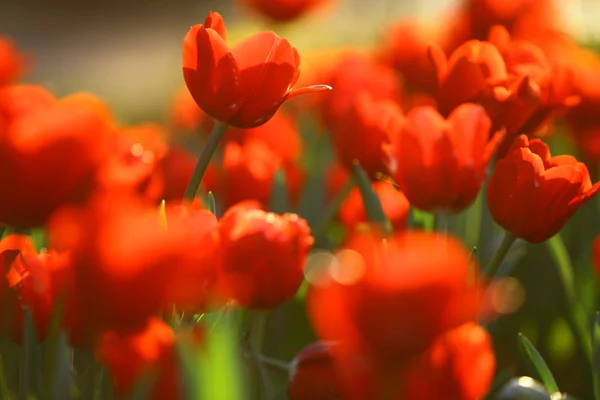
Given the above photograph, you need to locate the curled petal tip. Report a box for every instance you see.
[285,84,333,102]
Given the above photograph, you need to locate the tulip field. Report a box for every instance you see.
[1,0,600,399]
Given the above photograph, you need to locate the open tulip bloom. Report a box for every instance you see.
[183,12,331,129]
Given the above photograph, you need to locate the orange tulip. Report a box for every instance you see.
[384,103,502,213]
[182,12,330,128]
[218,203,313,309]
[487,135,600,243]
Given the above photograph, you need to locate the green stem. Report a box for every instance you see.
[255,354,291,374]
[484,232,516,278]
[0,226,6,239]
[312,176,355,240]
[249,312,272,400]
[183,122,228,202]
[465,191,484,248]
[546,235,593,365]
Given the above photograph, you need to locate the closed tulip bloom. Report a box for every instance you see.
[429,40,508,116]
[487,135,600,243]
[183,12,330,129]
[241,0,329,22]
[96,318,182,400]
[400,323,496,400]
[308,231,478,369]
[331,91,404,178]
[384,103,502,213]
[218,203,313,309]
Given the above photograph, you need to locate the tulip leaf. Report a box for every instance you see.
[0,225,6,239]
[0,353,10,400]
[518,333,560,394]
[20,307,37,400]
[270,169,290,214]
[593,312,600,400]
[409,208,434,231]
[195,312,246,400]
[207,192,218,217]
[351,161,392,235]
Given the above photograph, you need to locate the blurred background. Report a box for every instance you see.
[1,0,598,123]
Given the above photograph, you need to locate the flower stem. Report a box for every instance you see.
[249,312,272,400]
[546,234,593,365]
[465,191,484,248]
[183,122,228,202]
[312,176,355,240]
[484,232,516,278]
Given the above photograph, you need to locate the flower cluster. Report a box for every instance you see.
[2,0,600,398]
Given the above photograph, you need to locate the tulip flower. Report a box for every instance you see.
[182,12,330,129]
[330,91,404,179]
[96,318,182,400]
[487,135,600,243]
[384,103,502,213]
[240,0,329,22]
[0,92,113,228]
[218,203,313,309]
[400,323,496,400]
[0,234,69,342]
[308,230,478,371]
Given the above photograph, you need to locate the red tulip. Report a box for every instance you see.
[400,323,496,400]
[218,203,313,309]
[0,92,114,228]
[384,103,502,213]
[487,135,600,242]
[183,12,330,129]
[241,0,330,22]
[288,342,345,400]
[96,317,182,400]
[330,91,404,179]
[308,230,478,370]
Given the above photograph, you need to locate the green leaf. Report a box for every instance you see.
[20,308,37,400]
[270,169,290,214]
[518,333,560,394]
[408,208,434,231]
[351,161,391,235]
[593,312,600,400]
[0,353,11,400]
[207,192,218,217]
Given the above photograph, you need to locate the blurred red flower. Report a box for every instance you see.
[384,103,502,213]
[378,21,440,95]
[308,230,478,372]
[215,138,305,210]
[339,182,409,232]
[182,12,330,128]
[288,341,346,400]
[0,37,27,85]
[400,323,495,400]
[0,85,55,130]
[330,91,404,179]
[319,53,402,132]
[0,234,70,342]
[224,111,303,163]
[96,317,183,400]
[241,0,330,22]
[487,135,600,243]
[47,194,220,344]
[167,87,214,135]
[0,92,114,228]
[218,203,313,309]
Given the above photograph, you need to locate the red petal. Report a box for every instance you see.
[183,25,239,122]
[204,12,227,41]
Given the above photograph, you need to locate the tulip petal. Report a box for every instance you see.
[204,12,227,41]
[183,25,239,122]
[231,32,299,127]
